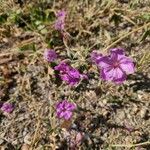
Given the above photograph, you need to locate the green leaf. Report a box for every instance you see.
[141,13,150,22]
[19,43,36,51]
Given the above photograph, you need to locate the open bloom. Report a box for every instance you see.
[55,10,66,30]
[56,100,76,120]
[44,49,57,62]
[55,62,87,85]
[92,48,135,84]
[1,102,14,113]
[99,48,135,83]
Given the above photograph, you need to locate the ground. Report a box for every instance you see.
[0,0,150,150]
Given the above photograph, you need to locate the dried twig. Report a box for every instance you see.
[103,22,150,51]
[111,141,150,148]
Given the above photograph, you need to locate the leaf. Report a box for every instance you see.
[139,13,150,22]
[19,43,36,51]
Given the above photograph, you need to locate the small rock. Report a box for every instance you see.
[21,144,30,150]
[24,134,31,145]
[12,139,18,145]
[118,111,126,120]
[0,139,4,145]
[140,107,148,119]
[131,104,138,115]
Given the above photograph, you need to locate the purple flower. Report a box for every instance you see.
[1,102,14,113]
[44,49,57,62]
[55,62,87,86]
[56,100,76,120]
[97,48,135,84]
[55,10,66,30]
[61,68,81,85]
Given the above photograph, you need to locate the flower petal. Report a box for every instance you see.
[120,62,135,74]
[64,111,72,120]
[110,48,125,55]
[98,56,111,68]
[57,111,65,118]
[67,103,76,111]
[101,67,126,84]
[100,68,114,81]
[112,68,126,83]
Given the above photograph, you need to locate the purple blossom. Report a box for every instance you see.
[55,10,66,30]
[56,100,76,120]
[55,62,87,86]
[44,49,57,62]
[1,102,14,113]
[92,48,135,84]
[61,68,81,86]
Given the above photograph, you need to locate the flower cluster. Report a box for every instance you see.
[56,100,76,120]
[0,102,14,113]
[91,48,135,84]
[55,10,66,30]
[44,49,57,62]
[55,62,87,86]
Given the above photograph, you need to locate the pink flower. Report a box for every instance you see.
[93,48,135,84]
[44,49,57,62]
[56,100,76,120]
[54,62,87,86]
[55,10,66,30]
[1,102,14,113]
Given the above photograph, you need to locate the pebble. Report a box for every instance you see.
[12,139,18,145]
[21,144,30,150]
[140,107,148,119]
[131,104,138,115]
[24,134,32,145]
[0,139,4,145]
[118,111,126,120]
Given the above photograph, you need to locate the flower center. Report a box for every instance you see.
[113,61,120,68]
[62,107,67,112]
